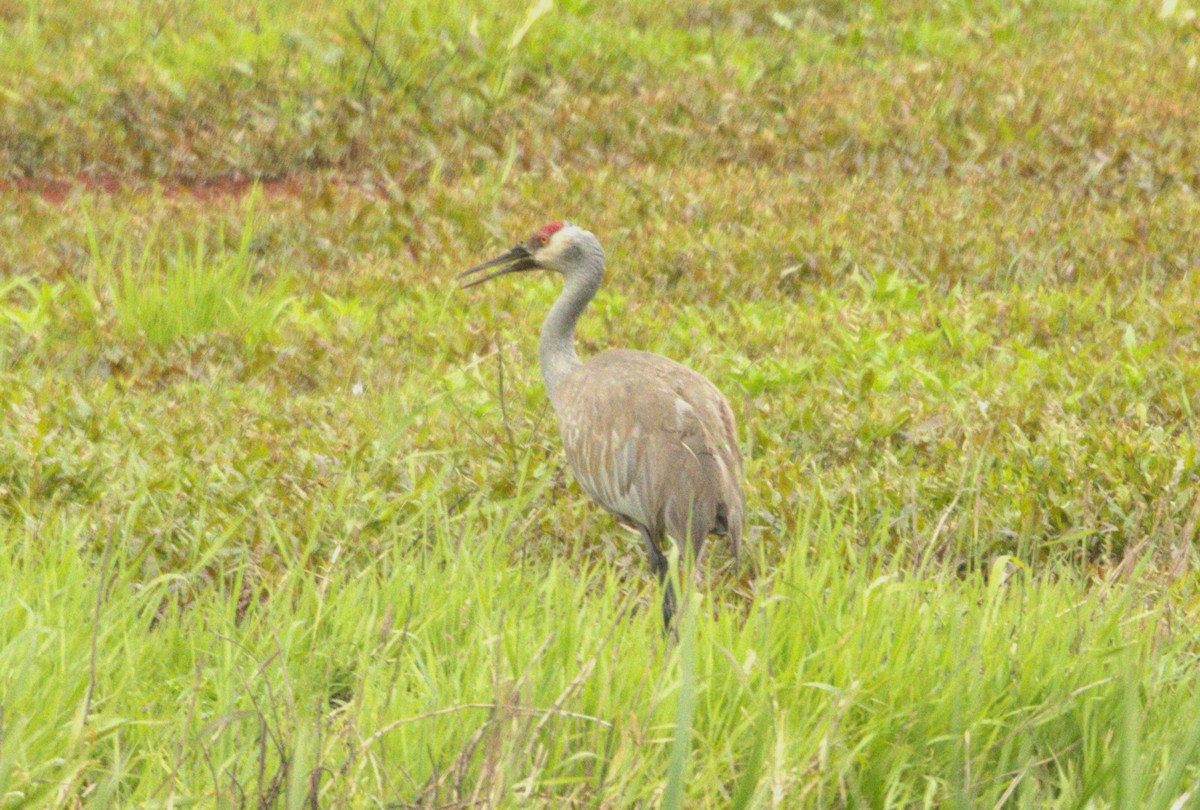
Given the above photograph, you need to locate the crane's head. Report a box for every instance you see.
[459,222,604,289]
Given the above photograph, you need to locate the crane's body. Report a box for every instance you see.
[460,221,743,627]
[554,349,743,563]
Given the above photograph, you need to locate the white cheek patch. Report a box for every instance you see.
[537,227,576,267]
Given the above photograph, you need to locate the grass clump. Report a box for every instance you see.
[81,190,292,349]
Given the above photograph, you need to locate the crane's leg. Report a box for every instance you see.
[638,525,675,631]
[661,579,678,633]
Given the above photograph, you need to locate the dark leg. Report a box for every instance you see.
[660,579,677,632]
[639,526,676,632]
[639,525,668,579]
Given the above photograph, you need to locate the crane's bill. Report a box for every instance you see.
[458,246,539,289]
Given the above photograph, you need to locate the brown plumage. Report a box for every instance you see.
[460,222,744,628]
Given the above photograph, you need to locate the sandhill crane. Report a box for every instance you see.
[460,221,744,628]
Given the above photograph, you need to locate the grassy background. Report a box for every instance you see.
[3,0,1200,806]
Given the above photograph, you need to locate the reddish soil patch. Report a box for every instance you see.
[1,173,306,204]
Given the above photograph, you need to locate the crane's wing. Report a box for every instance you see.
[553,349,743,557]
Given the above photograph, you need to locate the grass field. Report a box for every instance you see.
[3,0,1200,806]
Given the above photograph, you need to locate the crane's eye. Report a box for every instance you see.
[536,235,548,246]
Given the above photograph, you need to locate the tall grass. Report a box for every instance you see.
[3,502,1200,806]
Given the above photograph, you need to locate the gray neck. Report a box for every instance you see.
[539,267,602,407]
